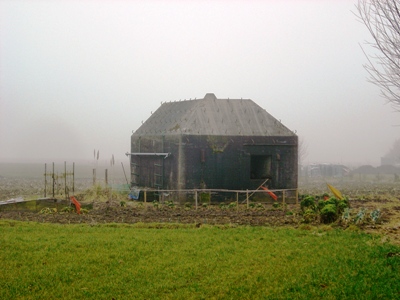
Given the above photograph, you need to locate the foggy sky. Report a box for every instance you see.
[1,0,399,168]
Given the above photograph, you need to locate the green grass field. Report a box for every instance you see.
[1,221,400,299]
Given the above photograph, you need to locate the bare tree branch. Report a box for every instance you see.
[356,0,400,109]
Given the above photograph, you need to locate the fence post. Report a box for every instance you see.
[282,190,286,213]
[296,189,299,205]
[236,192,239,212]
[144,190,147,203]
[64,161,67,200]
[72,162,75,195]
[52,162,55,198]
[44,163,47,198]
[195,190,198,210]
[246,189,249,209]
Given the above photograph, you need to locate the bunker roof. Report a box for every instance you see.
[133,93,296,136]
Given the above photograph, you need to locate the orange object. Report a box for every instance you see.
[70,196,81,214]
[260,186,278,201]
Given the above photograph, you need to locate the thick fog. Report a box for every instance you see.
[1,0,398,167]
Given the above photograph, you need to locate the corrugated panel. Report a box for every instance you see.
[133,93,295,137]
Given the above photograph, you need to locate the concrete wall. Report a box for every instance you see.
[130,134,298,190]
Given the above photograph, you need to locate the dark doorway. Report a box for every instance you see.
[250,155,272,179]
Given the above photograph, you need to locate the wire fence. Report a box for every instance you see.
[129,188,299,209]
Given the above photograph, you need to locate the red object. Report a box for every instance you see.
[70,196,81,214]
[260,186,278,201]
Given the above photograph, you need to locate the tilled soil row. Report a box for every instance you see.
[0,206,302,226]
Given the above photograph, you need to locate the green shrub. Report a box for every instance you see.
[300,196,316,212]
[317,200,326,211]
[302,209,317,223]
[325,197,338,206]
[337,200,349,214]
[320,204,337,223]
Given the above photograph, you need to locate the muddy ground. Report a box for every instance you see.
[0,201,300,227]
[2,175,400,244]
[1,198,400,245]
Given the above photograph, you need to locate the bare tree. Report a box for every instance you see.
[356,0,400,109]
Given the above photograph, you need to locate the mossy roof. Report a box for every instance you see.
[133,93,296,137]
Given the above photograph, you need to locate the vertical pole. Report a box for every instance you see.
[246,189,249,209]
[64,161,67,200]
[72,162,75,195]
[57,172,59,196]
[105,169,108,186]
[236,192,239,211]
[195,190,198,210]
[44,163,47,198]
[296,189,299,205]
[52,162,55,198]
[93,169,96,186]
[144,190,147,203]
[282,190,286,213]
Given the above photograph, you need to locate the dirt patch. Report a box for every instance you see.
[1,198,400,245]
[0,202,301,227]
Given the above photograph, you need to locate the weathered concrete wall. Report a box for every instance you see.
[130,134,297,190]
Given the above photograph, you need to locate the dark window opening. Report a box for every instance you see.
[250,155,272,179]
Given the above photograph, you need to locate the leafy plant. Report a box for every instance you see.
[320,204,337,223]
[152,200,159,209]
[370,209,381,224]
[228,202,237,210]
[272,202,281,209]
[355,208,366,224]
[300,196,316,212]
[219,202,227,210]
[302,209,317,223]
[317,200,326,211]
[61,206,75,213]
[341,208,351,224]
[39,207,56,214]
[165,201,175,209]
[255,203,264,210]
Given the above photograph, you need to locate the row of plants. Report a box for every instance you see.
[39,206,89,215]
[145,199,292,212]
[300,194,381,225]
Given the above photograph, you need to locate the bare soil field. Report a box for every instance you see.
[2,171,400,244]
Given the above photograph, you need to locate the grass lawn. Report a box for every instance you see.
[1,220,400,299]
